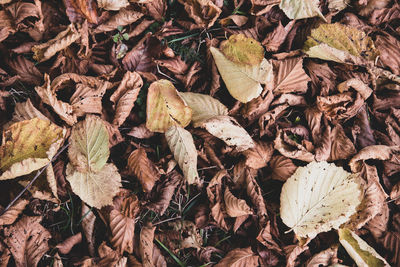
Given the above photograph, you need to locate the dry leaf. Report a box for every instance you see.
[0,199,29,226]
[32,24,81,62]
[3,216,51,267]
[97,0,129,10]
[269,155,297,181]
[243,141,273,169]
[140,224,156,267]
[215,247,259,267]
[70,83,107,117]
[272,57,310,94]
[280,161,362,239]
[95,8,143,32]
[280,0,325,20]
[306,246,339,267]
[0,118,65,180]
[177,0,221,28]
[56,233,82,254]
[146,79,192,133]
[81,203,96,256]
[178,92,228,127]
[165,125,199,185]
[127,147,160,192]
[200,115,255,152]
[349,145,399,172]
[224,188,252,217]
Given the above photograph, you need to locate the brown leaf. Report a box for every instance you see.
[329,124,357,161]
[353,104,376,149]
[56,233,82,254]
[127,124,155,139]
[3,216,51,267]
[142,0,166,21]
[385,108,400,146]
[128,148,161,192]
[381,231,400,266]
[6,2,40,26]
[70,83,107,117]
[243,141,274,169]
[6,55,42,85]
[97,242,126,266]
[94,7,143,33]
[111,71,143,126]
[349,145,400,172]
[0,240,11,267]
[306,246,338,267]
[269,155,297,181]
[375,33,400,75]
[256,220,281,252]
[0,10,15,42]
[32,24,81,62]
[285,244,309,267]
[274,129,315,162]
[139,223,156,267]
[262,21,295,52]
[152,245,167,267]
[215,247,259,267]
[0,199,29,226]
[224,188,252,217]
[207,170,229,231]
[177,0,221,28]
[246,170,268,225]
[147,170,182,215]
[66,0,98,24]
[81,203,96,256]
[108,190,139,254]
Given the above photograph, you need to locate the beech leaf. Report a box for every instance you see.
[224,188,252,217]
[280,161,362,239]
[146,79,192,133]
[0,118,65,180]
[165,125,200,185]
[97,0,129,10]
[339,228,390,267]
[215,247,259,267]
[280,0,325,20]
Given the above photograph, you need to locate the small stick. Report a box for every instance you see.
[153,216,181,226]
[0,143,69,216]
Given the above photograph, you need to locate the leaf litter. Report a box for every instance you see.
[0,0,400,266]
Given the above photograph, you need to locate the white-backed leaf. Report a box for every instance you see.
[280,161,362,239]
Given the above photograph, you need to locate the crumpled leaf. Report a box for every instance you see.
[165,125,200,185]
[269,155,297,181]
[94,8,143,32]
[127,147,160,192]
[243,141,274,169]
[56,233,82,254]
[108,190,139,254]
[224,188,252,217]
[349,145,400,172]
[178,92,228,127]
[280,0,325,20]
[215,247,259,267]
[65,0,98,24]
[210,35,273,103]
[70,83,107,117]
[274,129,315,162]
[200,115,255,152]
[140,223,156,267]
[6,99,48,127]
[0,199,29,226]
[272,57,311,94]
[0,118,65,180]
[3,216,51,267]
[303,23,378,66]
[97,0,129,10]
[32,24,81,62]
[306,246,339,267]
[280,161,362,239]
[339,228,390,267]
[207,170,229,231]
[157,220,203,252]
[110,71,143,126]
[177,0,222,28]
[66,116,121,208]
[146,79,192,133]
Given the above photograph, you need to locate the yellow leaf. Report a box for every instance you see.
[32,24,81,62]
[210,46,273,103]
[220,34,264,65]
[303,23,378,65]
[0,118,65,180]
[146,79,192,133]
[165,125,199,185]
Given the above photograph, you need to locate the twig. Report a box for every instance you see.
[153,216,181,226]
[0,143,69,216]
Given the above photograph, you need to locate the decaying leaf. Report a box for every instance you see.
[177,0,221,28]
[56,233,82,254]
[97,0,129,10]
[127,147,160,192]
[165,125,199,185]
[0,118,65,180]
[66,116,121,208]
[280,0,325,20]
[3,216,51,267]
[32,24,81,62]
[224,188,252,217]
[95,8,143,32]
[210,35,273,103]
[269,155,297,181]
[178,92,228,127]
[243,141,274,169]
[0,199,29,226]
[200,115,255,152]
[146,79,192,133]
[280,161,362,239]
[339,228,390,266]
[215,247,259,267]
[140,223,156,267]
[272,57,311,94]
[303,23,378,65]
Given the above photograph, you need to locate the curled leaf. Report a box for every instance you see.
[280,0,325,20]
[215,247,259,267]
[140,224,155,267]
[280,161,362,239]
[224,188,252,217]
[97,0,129,10]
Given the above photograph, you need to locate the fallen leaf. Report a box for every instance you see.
[271,57,310,94]
[0,118,65,180]
[97,0,129,10]
[215,247,259,267]
[339,228,390,266]
[165,125,200,185]
[280,161,362,239]
[269,155,297,181]
[279,0,325,20]
[146,79,192,133]
[94,7,143,32]
[349,145,399,172]
[224,188,252,217]
[127,147,160,192]
[56,233,82,254]
[177,0,221,28]
[140,223,156,267]
[306,246,339,267]
[3,216,51,267]
[243,141,274,169]
[0,199,29,226]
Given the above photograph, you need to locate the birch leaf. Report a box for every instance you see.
[210,35,273,103]
[200,115,255,152]
[339,228,390,267]
[165,125,199,185]
[280,0,325,20]
[146,79,192,133]
[178,92,228,127]
[0,118,65,180]
[280,161,362,239]
[303,23,378,65]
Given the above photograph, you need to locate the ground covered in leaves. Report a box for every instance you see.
[1,0,400,266]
